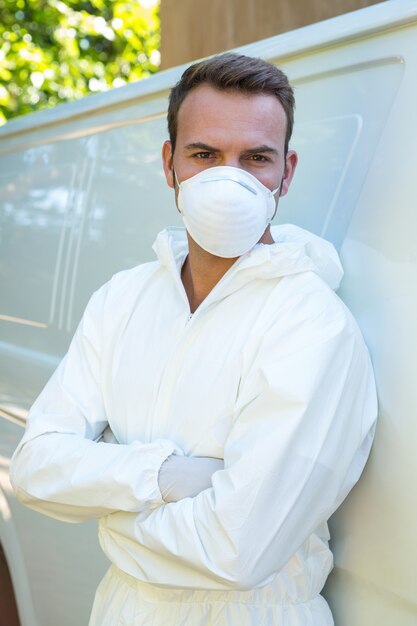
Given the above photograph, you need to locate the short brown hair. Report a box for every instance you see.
[167,52,295,155]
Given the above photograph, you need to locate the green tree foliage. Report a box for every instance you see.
[0,0,160,125]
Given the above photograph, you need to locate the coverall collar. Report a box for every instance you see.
[152,225,343,297]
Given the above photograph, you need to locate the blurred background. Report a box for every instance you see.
[0,0,383,125]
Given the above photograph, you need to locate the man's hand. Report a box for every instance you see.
[158,454,224,503]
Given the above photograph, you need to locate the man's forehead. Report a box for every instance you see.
[176,84,286,145]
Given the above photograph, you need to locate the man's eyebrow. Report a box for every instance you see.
[184,142,219,152]
[183,143,279,155]
[244,145,279,155]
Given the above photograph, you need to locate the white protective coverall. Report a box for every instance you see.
[10,224,378,626]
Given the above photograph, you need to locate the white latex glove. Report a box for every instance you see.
[158,454,224,503]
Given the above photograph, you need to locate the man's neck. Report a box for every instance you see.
[181,226,274,313]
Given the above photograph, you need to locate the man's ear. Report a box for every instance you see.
[162,140,175,189]
[280,150,298,197]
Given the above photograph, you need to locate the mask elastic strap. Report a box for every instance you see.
[172,168,183,215]
[173,168,180,188]
[269,176,284,222]
[272,174,285,196]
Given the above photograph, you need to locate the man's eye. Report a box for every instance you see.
[193,152,212,159]
[250,154,268,162]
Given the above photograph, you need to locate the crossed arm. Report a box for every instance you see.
[10,284,377,589]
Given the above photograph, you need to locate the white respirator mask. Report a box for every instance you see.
[175,166,281,258]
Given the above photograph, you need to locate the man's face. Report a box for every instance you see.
[162,83,297,203]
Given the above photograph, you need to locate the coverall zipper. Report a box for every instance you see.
[149,263,240,437]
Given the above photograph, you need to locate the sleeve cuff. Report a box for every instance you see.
[139,439,184,510]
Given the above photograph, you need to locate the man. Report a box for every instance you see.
[10,53,377,625]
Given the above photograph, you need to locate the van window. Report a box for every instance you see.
[66,117,181,331]
[0,161,73,326]
[277,56,404,248]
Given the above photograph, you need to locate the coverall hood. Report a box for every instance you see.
[152,224,344,294]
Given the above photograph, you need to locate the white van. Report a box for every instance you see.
[1,1,416,624]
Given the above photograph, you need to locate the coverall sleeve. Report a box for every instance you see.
[9,284,180,523]
[98,297,378,590]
